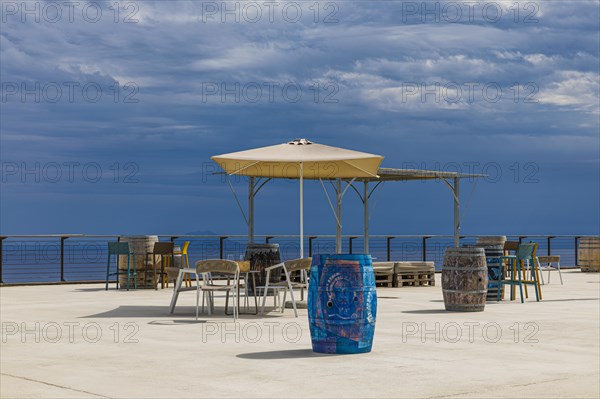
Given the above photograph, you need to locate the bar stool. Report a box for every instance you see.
[145,242,175,290]
[500,242,541,302]
[105,242,136,291]
[173,241,192,287]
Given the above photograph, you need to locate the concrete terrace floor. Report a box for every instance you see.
[1,270,599,399]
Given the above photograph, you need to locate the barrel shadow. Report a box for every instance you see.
[402,309,449,314]
[237,349,341,360]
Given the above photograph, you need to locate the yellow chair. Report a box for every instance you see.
[171,241,192,287]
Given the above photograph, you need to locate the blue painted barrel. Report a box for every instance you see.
[308,254,377,354]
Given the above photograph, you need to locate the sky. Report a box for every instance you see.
[1,0,599,237]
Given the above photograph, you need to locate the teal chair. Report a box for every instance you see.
[105,242,137,291]
[500,242,541,303]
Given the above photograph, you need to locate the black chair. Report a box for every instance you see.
[145,242,175,290]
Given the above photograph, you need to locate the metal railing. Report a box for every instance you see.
[0,234,591,285]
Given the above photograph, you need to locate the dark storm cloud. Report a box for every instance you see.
[1,0,598,234]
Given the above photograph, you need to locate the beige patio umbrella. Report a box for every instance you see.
[212,139,384,257]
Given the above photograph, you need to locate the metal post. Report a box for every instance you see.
[219,236,227,259]
[248,177,255,244]
[364,181,369,254]
[387,236,394,261]
[575,236,580,266]
[300,162,304,258]
[308,236,316,257]
[349,236,357,254]
[60,236,67,282]
[336,178,342,253]
[266,236,273,243]
[547,236,554,256]
[422,236,429,262]
[0,236,5,284]
[453,177,460,247]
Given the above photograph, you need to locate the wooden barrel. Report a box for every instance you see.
[308,254,377,354]
[119,235,158,289]
[579,237,600,273]
[442,247,488,312]
[244,243,281,293]
[476,236,507,247]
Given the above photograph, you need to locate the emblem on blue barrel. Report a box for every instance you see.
[308,254,377,354]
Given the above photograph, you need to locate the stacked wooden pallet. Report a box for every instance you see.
[372,262,395,287]
[393,261,435,287]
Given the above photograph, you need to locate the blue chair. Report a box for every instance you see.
[105,242,136,291]
[500,242,541,303]
[486,256,505,302]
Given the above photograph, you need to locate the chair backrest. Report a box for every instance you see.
[284,258,312,273]
[153,242,174,255]
[504,241,520,252]
[181,241,190,254]
[108,242,130,255]
[516,242,538,260]
[195,259,239,275]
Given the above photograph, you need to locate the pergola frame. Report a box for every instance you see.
[235,167,484,253]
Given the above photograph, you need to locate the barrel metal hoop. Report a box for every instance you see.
[443,267,486,271]
[442,289,488,294]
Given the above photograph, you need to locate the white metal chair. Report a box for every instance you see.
[260,258,312,317]
[169,267,210,316]
[195,260,240,320]
[169,260,239,320]
[536,256,563,285]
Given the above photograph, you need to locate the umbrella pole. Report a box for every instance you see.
[300,162,304,258]
[336,178,342,254]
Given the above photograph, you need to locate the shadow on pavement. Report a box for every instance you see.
[237,349,339,360]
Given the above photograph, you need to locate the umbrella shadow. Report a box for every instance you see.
[148,319,207,325]
[81,305,192,318]
[80,305,271,319]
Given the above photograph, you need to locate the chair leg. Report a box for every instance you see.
[517,263,524,303]
[520,261,529,299]
[232,286,238,321]
[557,262,563,285]
[115,253,120,290]
[126,255,131,291]
[285,273,298,318]
[105,254,111,291]
[133,254,137,289]
[537,258,545,285]
[161,255,166,289]
[201,274,206,314]
[534,263,542,301]
[170,271,184,314]
[510,262,516,301]
[281,289,287,313]
[260,270,271,315]
[153,261,158,291]
[196,280,200,320]
[225,290,230,315]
